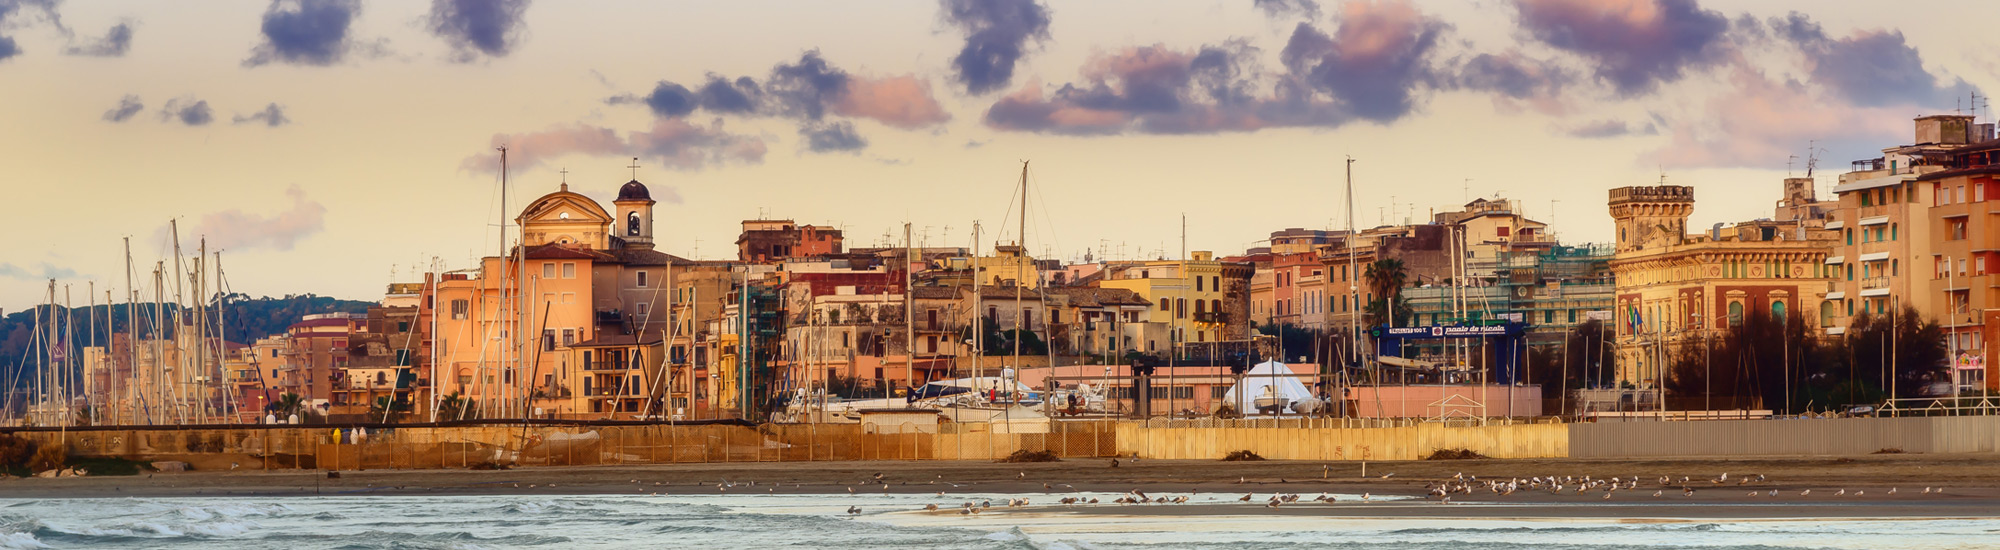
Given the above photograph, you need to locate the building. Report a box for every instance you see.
[1606,183,1836,392]
[431,178,706,420]
[1097,252,1254,358]
[1916,126,2000,393]
[1824,115,1983,333]
[736,219,843,263]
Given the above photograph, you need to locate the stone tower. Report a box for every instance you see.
[1608,186,1694,253]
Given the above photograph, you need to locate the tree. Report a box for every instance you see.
[368,395,411,423]
[437,392,470,421]
[1525,319,1615,391]
[1666,308,1831,413]
[268,392,305,421]
[1833,307,1948,402]
[1362,258,1414,327]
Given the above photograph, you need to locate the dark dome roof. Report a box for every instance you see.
[616,179,651,201]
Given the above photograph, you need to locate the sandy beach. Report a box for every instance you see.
[3,454,1996,520]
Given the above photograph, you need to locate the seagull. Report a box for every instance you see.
[847,506,861,516]
[1888,487,1898,495]
[925,504,939,512]
[1240,493,1253,502]
[1801,489,1811,496]
[1380,473,1395,479]
[1768,489,1778,497]
[1836,489,1846,496]
[1602,492,1612,500]
[1652,490,1663,497]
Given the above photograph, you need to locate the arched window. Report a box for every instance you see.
[1820,301,1834,328]
[1771,301,1787,324]
[1727,301,1744,327]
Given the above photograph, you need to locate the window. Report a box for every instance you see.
[637,271,649,288]
[451,299,469,320]
[561,292,576,304]
[394,349,411,366]
[1497,226,1511,238]
[543,263,555,279]
[926,335,937,353]
[1025,310,1035,329]
[1211,276,1220,292]
[1727,302,1743,327]
[637,302,650,316]
[543,329,556,351]
[1196,276,1204,292]
[1159,300,1169,312]
[927,309,939,330]
[563,329,575,346]
[562,262,576,278]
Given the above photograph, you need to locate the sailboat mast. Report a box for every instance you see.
[495,146,509,419]
[905,222,915,391]
[1013,162,1027,398]
[1345,157,1363,395]
[971,222,982,390]
[123,238,135,425]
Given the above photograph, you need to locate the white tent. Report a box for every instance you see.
[1219,361,1319,415]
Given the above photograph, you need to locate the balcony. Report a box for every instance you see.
[586,360,638,372]
[1860,276,1890,290]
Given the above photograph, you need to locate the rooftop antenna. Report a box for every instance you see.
[1462,178,1471,203]
[1805,140,1824,178]
[1786,154,1798,177]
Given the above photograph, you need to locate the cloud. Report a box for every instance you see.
[462,118,766,174]
[0,0,59,62]
[101,94,143,122]
[233,103,291,127]
[1646,65,1906,169]
[0,262,79,281]
[1769,12,1974,108]
[64,21,131,56]
[1277,0,1448,121]
[1452,51,1573,114]
[695,74,762,114]
[1561,118,1654,138]
[940,0,1052,95]
[173,185,327,252]
[161,97,213,126]
[427,0,529,62]
[641,81,698,118]
[607,51,950,152]
[985,1,1448,135]
[244,0,362,67]
[801,121,868,152]
[1513,0,1730,96]
[1253,0,1319,20]
[767,50,850,120]
[833,75,951,129]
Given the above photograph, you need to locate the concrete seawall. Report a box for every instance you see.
[5,416,1996,471]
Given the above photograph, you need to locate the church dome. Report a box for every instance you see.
[616,179,651,201]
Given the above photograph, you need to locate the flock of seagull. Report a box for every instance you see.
[560,468,1953,517]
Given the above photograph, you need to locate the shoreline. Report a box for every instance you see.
[2,454,1996,520]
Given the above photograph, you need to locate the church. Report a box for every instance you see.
[431,175,732,419]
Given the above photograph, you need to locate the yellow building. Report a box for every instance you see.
[1098,251,1254,354]
[432,179,705,419]
[1607,184,1836,390]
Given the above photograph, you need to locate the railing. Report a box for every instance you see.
[1861,276,1891,290]
[586,361,636,371]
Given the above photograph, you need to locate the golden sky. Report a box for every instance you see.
[1,0,1993,311]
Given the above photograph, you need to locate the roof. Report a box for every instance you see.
[1830,173,1912,194]
[1044,287,1151,307]
[288,317,354,330]
[570,333,664,348]
[616,179,652,202]
[911,286,960,300]
[524,243,617,261]
[973,285,1044,300]
[614,248,692,266]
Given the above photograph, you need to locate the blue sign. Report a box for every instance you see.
[1376,324,1522,338]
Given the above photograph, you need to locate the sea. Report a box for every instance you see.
[1,491,1996,549]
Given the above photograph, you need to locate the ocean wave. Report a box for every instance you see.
[1385,524,1726,535]
[986,527,1099,550]
[0,531,47,550]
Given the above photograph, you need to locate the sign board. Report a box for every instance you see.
[1584,310,1614,321]
[1376,324,1522,338]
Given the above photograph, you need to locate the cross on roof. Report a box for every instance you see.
[627,157,641,180]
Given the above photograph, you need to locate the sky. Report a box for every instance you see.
[1,0,1995,312]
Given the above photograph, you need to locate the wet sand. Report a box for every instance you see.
[3,454,1996,519]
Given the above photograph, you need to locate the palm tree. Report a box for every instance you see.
[270,392,304,421]
[437,392,469,421]
[1363,259,1409,327]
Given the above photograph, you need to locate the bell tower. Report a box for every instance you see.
[615,180,655,250]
